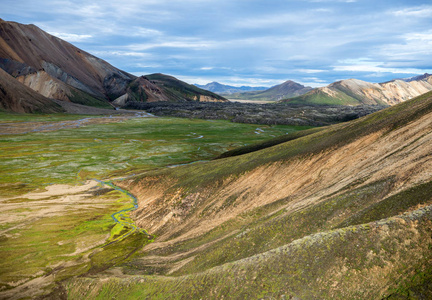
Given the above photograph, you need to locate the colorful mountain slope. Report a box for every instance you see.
[0,19,226,112]
[0,68,64,113]
[284,76,432,106]
[65,91,432,299]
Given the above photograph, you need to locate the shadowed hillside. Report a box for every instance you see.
[64,91,432,299]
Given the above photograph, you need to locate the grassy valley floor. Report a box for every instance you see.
[0,112,310,299]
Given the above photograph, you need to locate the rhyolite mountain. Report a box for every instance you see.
[284,75,432,106]
[144,73,227,102]
[403,73,431,82]
[0,67,64,113]
[228,80,313,101]
[113,74,227,106]
[194,81,268,95]
[67,90,432,299]
[0,19,226,113]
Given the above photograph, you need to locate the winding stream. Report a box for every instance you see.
[94,179,151,246]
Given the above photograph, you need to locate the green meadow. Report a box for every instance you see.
[0,114,310,297]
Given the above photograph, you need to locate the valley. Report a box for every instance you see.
[0,13,431,300]
[0,112,309,299]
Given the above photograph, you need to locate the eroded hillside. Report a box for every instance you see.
[66,91,432,299]
[285,75,432,106]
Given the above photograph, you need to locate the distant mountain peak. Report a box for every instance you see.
[195,82,268,95]
[404,73,432,82]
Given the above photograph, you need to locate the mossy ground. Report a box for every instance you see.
[66,206,432,299]
[0,113,307,298]
[84,91,432,299]
[0,116,307,196]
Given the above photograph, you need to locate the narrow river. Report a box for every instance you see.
[94,179,151,246]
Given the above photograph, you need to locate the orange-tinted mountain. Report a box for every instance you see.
[284,75,432,106]
[0,19,226,112]
[0,19,134,103]
[66,90,432,299]
[0,68,64,113]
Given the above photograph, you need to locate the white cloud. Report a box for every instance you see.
[48,32,92,42]
[295,69,328,74]
[92,51,153,58]
[333,58,432,74]
[376,30,432,62]
[124,38,217,51]
[392,6,432,17]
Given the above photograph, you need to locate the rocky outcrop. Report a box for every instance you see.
[0,68,64,113]
[16,70,72,102]
[193,95,226,102]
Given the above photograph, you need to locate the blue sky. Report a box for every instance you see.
[3,0,432,87]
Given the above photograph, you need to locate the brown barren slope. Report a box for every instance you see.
[0,19,134,100]
[0,68,63,113]
[285,76,432,106]
[69,91,432,299]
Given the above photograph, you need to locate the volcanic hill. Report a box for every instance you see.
[228,80,313,101]
[65,90,432,299]
[284,76,432,106]
[0,19,226,113]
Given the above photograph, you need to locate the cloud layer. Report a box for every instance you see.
[2,0,432,87]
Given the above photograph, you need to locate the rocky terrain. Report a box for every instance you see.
[285,75,432,106]
[63,91,432,299]
[125,100,385,126]
[0,67,64,113]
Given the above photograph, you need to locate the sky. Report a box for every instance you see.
[2,0,432,87]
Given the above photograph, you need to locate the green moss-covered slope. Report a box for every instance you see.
[65,91,432,299]
[146,73,227,102]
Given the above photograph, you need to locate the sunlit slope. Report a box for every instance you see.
[0,68,64,113]
[284,76,432,106]
[70,91,432,299]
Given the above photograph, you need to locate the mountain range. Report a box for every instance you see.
[199,80,314,101]
[202,75,432,107]
[284,76,432,106]
[194,82,268,94]
[0,19,226,113]
[1,18,432,113]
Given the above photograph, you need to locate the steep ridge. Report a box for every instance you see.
[229,80,313,101]
[0,19,225,112]
[145,73,227,102]
[0,68,64,113]
[70,91,432,299]
[0,19,135,102]
[115,74,227,106]
[285,75,432,106]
